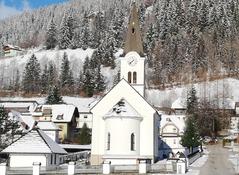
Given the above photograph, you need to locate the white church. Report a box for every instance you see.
[90,2,161,165]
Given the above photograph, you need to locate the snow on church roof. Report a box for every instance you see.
[1,129,67,154]
[105,99,141,117]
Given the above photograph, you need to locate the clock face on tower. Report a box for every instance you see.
[127,56,137,66]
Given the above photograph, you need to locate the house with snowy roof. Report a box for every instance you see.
[9,111,61,142]
[1,128,67,168]
[159,114,186,159]
[90,2,161,165]
[3,44,23,57]
[0,100,38,113]
[33,104,79,142]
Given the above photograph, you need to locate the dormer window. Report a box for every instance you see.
[56,114,64,120]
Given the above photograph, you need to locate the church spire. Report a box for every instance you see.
[123,1,144,57]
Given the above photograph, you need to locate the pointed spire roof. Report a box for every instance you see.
[123,1,144,56]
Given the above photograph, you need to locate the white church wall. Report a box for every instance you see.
[91,80,158,164]
[105,117,140,155]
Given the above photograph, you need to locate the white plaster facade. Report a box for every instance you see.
[9,154,47,167]
[159,115,186,159]
[77,113,93,129]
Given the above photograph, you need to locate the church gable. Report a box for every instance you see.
[91,79,156,117]
[104,98,141,118]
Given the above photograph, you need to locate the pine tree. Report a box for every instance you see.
[181,86,200,153]
[45,86,64,104]
[41,64,49,94]
[59,13,71,49]
[14,69,20,92]
[0,106,21,150]
[48,62,58,87]
[181,116,200,153]
[60,52,74,90]
[94,65,106,93]
[82,69,95,97]
[186,86,198,115]
[22,54,41,93]
[78,123,91,145]
[45,19,58,49]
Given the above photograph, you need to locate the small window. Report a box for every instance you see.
[84,115,88,119]
[131,133,135,151]
[132,27,135,34]
[133,72,137,84]
[173,139,176,144]
[128,72,132,83]
[173,128,177,132]
[166,118,171,122]
[107,133,110,150]
[56,114,63,120]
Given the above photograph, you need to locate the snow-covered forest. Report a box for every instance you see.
[0,0,239,96]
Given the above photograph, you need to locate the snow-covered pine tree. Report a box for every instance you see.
[45,19,58,49]
[45,86,64,104]
[59,13,71,49]
[22,54,41,93]
[80,11,91,50]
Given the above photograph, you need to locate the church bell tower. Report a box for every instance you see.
[120,1,145,97]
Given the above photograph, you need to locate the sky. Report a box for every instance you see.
[0,0,67,20]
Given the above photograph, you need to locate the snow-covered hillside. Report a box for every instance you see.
[0,48,118,90]
[146,78,239,109]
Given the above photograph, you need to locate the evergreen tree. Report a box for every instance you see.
[0,106,21,150]
[94,65,106,93]
[45,86,64,104]
[59,13,71,49]
[41,64,49,94]
[186,86,198,115]
[78,123,91,145]
[22,54,41,93]
[60,52,74,90]
[181,86,200,153]
[82,69,95,97]
[181,116,200,153]
[48,62,58,87]
[14,69,20,92]
[45,19,58,49]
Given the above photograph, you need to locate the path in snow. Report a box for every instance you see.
[198,144,235,175]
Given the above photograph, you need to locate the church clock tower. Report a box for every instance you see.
[120,1,145,97]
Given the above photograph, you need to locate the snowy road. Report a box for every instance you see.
[199,144,235,175]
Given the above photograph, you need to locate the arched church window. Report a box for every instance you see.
[131,133,135,151]
[132,27,135,34]
[128,72,132,83]
[107,133,110,150]
[133,72,137,84]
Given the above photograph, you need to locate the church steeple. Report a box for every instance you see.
[123,1,144,57]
